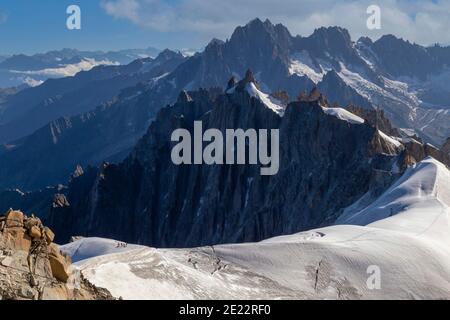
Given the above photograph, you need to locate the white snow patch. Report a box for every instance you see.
[377,130,403,148]
[245,82,285,116]
[288,51,326,84]
[180,48,198,57]
[321,107,365,124]
[23,77,43,87]
[60,237,143,263]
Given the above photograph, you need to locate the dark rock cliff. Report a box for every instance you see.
[45,82,399,247]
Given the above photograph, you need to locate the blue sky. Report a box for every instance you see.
[0,0,449,55]
[0,0,193,54]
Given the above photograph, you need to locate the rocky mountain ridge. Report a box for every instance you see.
[2,19,450,191]
[41,77,405,246]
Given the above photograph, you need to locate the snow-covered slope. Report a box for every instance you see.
[321,106,365,124]
[377,130,403,149]
[227,82,286,116]
[286,37,450,145]
[245,82,285,116]
[331,62,449,145]
[61,158,450,300]
[337,157,450,240]
[61,237,144,263]
[288,51,327,84]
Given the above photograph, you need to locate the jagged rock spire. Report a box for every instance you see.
[235,69,260,91]
[226,76,238,91]
[298,87,328,106]
[297,90,309,102]
[177,90,193,103]
[308,87,321,101]
[243,69,257,84]
[271,90,289,104]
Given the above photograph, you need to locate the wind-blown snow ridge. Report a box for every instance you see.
[245,82,285,116]
[61,237,144,263]
[61,157,450,300]
[377,130,403,149]
[321,106,365,124]
[337,157,450,240]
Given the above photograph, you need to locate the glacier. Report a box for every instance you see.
[60,157,450,300]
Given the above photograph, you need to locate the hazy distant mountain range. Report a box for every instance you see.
[0,47,162,88]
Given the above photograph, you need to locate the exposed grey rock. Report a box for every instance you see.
[45,84,400,247]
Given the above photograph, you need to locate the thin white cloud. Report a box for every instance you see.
[100,0,450,46]
[11,58,119,78]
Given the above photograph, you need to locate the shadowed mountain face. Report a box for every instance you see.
[0,51,187,190]
[1,18,450,192]
[0,50,186,143]
[1,80,448,248]
[43,80,401,247]
[151,19,450,144]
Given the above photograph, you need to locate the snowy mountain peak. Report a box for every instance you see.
[226,70,286,116]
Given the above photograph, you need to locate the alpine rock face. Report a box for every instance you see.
[59,158,450,299]
[0,49,186,144]
[0,50,187,190]
[153,19,450,146]
[43,76,417,247]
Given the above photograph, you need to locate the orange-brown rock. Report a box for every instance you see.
[24,217,40,230]
[29,226,42,240]
[43,227,55,244]
[1,209,113,300]
[5,210,24,228]
[48,243,71,283]
[4,228,32,251]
